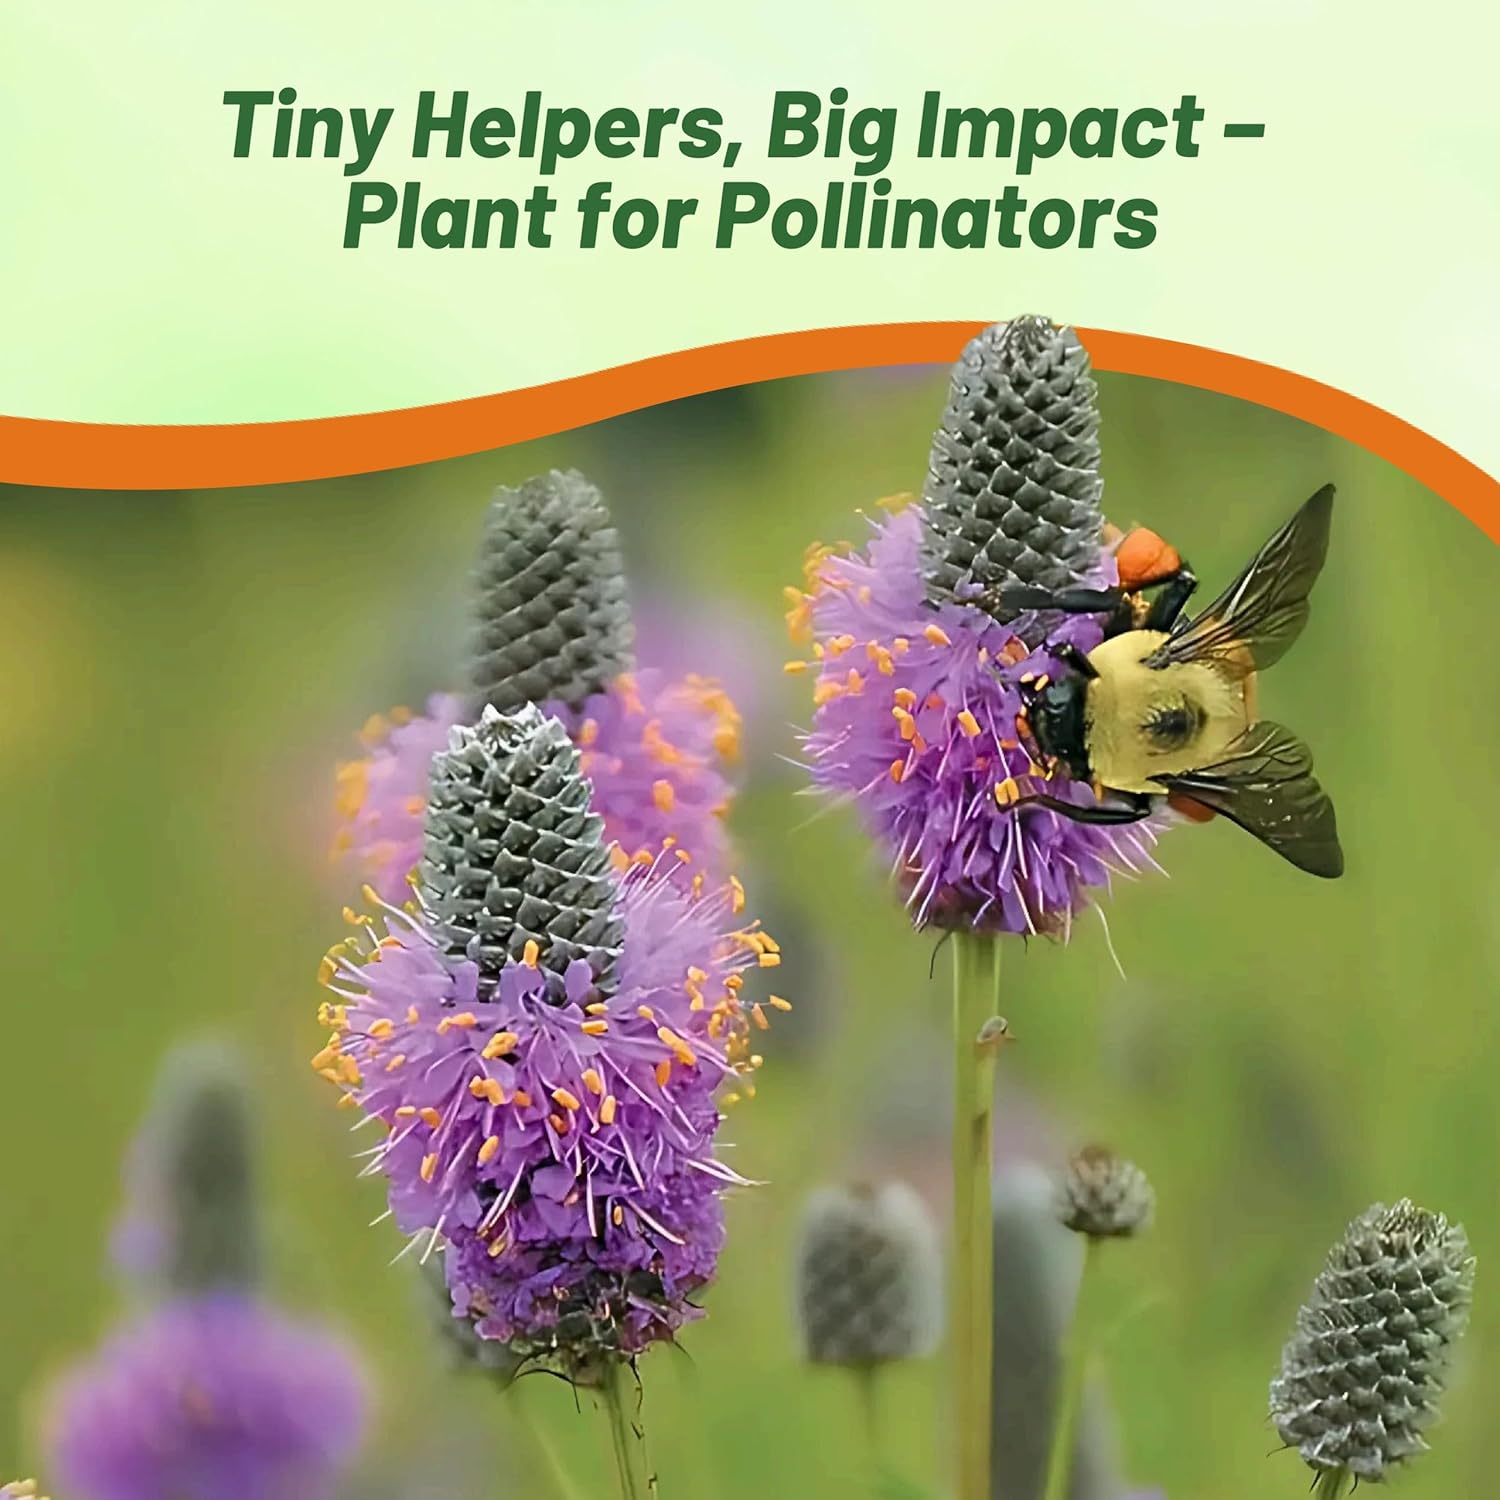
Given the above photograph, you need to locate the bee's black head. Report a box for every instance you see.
[1021,674,1091,782]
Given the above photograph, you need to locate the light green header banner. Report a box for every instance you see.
[3,0,1495,478]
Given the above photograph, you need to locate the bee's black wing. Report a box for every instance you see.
[1155,720,1342,878]
[1145,485,1334,679]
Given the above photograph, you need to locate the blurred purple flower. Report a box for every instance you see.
[317,857,774,1373]
[334,694,463,905]
[46,1295,367,1500]
[633,596,776,759]
[335,671,740,906]
[792,504,1166,936]
[108,1123,167,1285]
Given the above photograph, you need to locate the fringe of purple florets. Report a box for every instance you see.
[318,862,769,1362]
[47,1295,367,1500]
[336,672,739,904]
[796,506,1166,936]
[334,693,465,905]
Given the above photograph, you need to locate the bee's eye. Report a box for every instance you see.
[1144,701,1202,747]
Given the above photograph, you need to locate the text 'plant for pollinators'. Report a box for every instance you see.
[317,702,779,1496]
[335,470,742,904]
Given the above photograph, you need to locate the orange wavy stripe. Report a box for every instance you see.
[1,323,1496,542]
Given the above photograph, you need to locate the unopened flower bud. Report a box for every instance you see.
[1056,1146,1154,1240]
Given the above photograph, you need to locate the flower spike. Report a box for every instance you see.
[420,703,625,986]
[1270,1199,1475,1490]
[795,1182,942,1367]
[923,316,1105,611]
[471,468,634,715]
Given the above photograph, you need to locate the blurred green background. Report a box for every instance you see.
[1,366,1495,1500]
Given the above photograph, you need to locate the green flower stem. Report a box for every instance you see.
[951,930,1002,1500]
[854,1364,884,1492]
[1312,1473,1355,1500]
[509,1380,585,1500]
[601,1363,655,1500]
[1041,1238,1101,1500]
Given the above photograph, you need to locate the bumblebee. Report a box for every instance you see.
[995,485,1342,879]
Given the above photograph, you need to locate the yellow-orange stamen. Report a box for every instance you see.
[483,1031,520,1059]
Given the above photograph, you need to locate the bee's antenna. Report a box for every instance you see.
[928,929,952,980]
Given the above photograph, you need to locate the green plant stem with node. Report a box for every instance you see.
[950,931,1004,1500]
[1041,1238,1102,1500]
[601,1363,655,1500]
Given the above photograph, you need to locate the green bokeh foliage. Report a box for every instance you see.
[0,368,1493,1498]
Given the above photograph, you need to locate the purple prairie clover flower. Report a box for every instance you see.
[317,867,769,1369]
[634,594,778,762]
[109,1042,260,1296]
[791,503,1165,936]
[46,1295,367,1500]
[317,704,778,1376]
[334,470,744,901]
[559,669,741,879]
[790,315,1176,936]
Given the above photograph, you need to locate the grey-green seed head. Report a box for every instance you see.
[144,1042,260,1295]
[794,1182,942,1367]
[922,316,1104,612]
[1270,1199,1475,1486]
[1056,1146,1154,1240]
[470,469,635,715]
[419,703,624,987]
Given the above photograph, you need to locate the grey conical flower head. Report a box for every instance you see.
[419,702,625,987]
[1056,1146,1154,1240]
[922,316,1104,613]
[1269,1199,1475,1486]
[149,1042,259,1295]
[470,469,635,716]
[794,1182,942,1367]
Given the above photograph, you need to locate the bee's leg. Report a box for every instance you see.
[1141,567,1199,632]
[1045,641,1099,680]
[1009,790,1155,825]
[982,583,1132,636]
